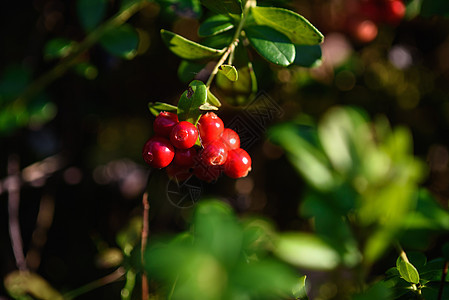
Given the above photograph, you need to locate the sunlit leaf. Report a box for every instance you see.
[4,271,63,300]
[292,275,307,299]
[198,14,234,37]
[77,0,107,31]
[397,257,420,284]
[199,103,219,110]
[246,25,295,67]
[161,29,225,60]
[218,64,238,81]
[177,80,207,124]
[206,90,222,107]
[251,6,324,45]
[147,102,178,117]
[100,24,139,59]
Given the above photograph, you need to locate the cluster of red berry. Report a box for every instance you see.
[142,111,251,182]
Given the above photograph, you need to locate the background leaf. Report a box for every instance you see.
[294,44,322,67]
[251,6,324,45]
[218,64,238,81]
[200,0,242,18]
[160,29,225,60]
[245,25,295,67]
[100,24,139,59]
[198,14,234,37]
[177,80,207,124]
[77,0,108,32]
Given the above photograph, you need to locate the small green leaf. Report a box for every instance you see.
[199,103,219,111]
[397,258,420,284]
[294,44,322,67]
[198,14,234,37]
[77,0,108,31]
[251,6,324,45]
[161,29,225,60]
[200,0,242,18]
[177,80,207,124]
[100,24,139,59]
[148,102,178,117]
[218,64,238,81]
[292,275,307,299]
[206,90,222,107]
[44,38,76,60]
[245,25,295,67]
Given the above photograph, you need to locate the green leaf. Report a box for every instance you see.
[274,233,340,270]
[397,258,420,284]
[251,6,324,45]
[292,275,307,299]
[77,0,107,31]
[100,24,139,59]
[177,80,207,124]
[206,90,222,107]
[198,14,234,37]
[199,103,219,111]
[200,0,242,18]
[160,29,225,60]
[245,25,295,67]
[218,64,238,81]
[148,102,178,117]
[294,44,322,67]
[178,60,206,83]
[44,38,76,60]
[4,271,64,300]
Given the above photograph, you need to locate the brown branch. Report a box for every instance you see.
[7,155,27,271]
[141,192,150,300]
[438,260,449,300]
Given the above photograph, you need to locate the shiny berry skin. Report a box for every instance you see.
[174,147,197,167]
[200,140,228,166]
[220,128,240,150]
[153,111,179,137]
[224,148,252,179]
[142,137,175,168]
[170,121,199,149]
[197,112,224,145]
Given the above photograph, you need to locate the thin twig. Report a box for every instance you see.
[7,155,27,271]
[63,267,126,300]
[141,192,150,300]
[438,261,449,300]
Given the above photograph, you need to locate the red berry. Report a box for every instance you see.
[153,111,178,137]
[224,148,252,179]
[384,0,405,25]
[194,163,222,182]
[142,137,175,168]
[220,128,240,150]
[166,164,193,182]
[170,121,199,149]
[198,112,224,145]
[200,140,228,166]
[174,147,197,167]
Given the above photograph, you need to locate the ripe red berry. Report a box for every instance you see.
[170,121,199,149]
[142,137,175,168]
[194,163,222,182]
[224,148,252,179]
[384,0,405,25]
[197,112,224,145]
[220,128,240,150]
[174,147,197,167]
[153,111,178,137]
[200,140,228,166]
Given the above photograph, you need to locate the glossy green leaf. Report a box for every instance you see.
[100,24,139,59]
[274,233,340,270]
[198,14,234,37]
[251,6,324,45]
[77,0,107,31]
[294,44,322,67]
[218,64,238,81]
[161,29,225,60]
[200,0,242,18]
[44,38,76,60]
[292,275,307,299]
[178,60,206,83]
[4,271,63,300]
[206,90,222,107]
[177,80,207,124]
[397,258,420,284]
[148,102,178,117]
[245,25,295,67]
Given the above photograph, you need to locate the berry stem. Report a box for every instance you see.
[205,0,256,89]
[141,191,150,300]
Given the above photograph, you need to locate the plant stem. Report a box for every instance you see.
[438,260,449,300]
[141,192,150,300]
[395,242,410,263]
[14,0,149,106]
[63,267,126,299]
[204,0,256,88]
